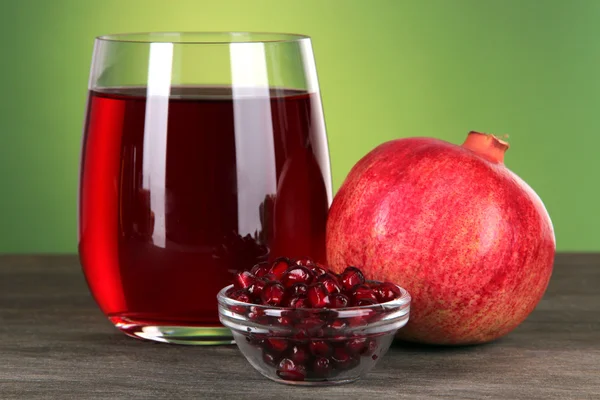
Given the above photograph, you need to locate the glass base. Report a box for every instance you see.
[267,377,360,386]
[110,316,234,345]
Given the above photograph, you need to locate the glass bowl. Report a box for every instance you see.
[217,282,411,386]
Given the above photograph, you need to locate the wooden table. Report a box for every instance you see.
[0,254,598,399]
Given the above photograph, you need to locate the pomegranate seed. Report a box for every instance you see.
[277,357,294,370]
[248,306,266,321]
[309,340,333,357]
[229,289,250,302]
[372,282,401,303]
[330,293,350,308]
[348,316,368,327]
[285,296,308,308]
[282,266,314,288]
[234,271,256,289]
[246,334,265,347]
[295,317,325,333]
[295,297,310,309]
[229,290,251,314]
[250,263,270,278]
[331,348,359,370]
[307,283,331,308]
[326,319,347,332]
[293,330,309,341]
[294,257,316,268]
[355,299,378,307]
[261,282,285,306]
[310,265,328,277]
[262,351,279,367]
[277,315,293,326]
[350,284,378,304]
[317,273,342,294]
[346,337,367,354]
[313,357,332,377]
[263,273,277,281]
[289,344,310,364]
[361,339,378,356]
[340,266,365,291]
[330,335,347,347]
[267,338,289,353]
[289,283,308,297]
[270,258,292,280]
[276,358,306,381]
[247,277,267,299]
[366,307,385,323]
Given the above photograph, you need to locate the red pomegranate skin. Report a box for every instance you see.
[326,133,555,345]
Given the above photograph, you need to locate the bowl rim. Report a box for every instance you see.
[217,281,411,312]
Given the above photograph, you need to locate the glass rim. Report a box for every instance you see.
[96,31,311,45]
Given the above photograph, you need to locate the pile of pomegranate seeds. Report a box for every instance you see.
[226,257,402,382]
[230,257,400,308]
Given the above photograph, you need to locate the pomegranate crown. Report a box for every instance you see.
[462,131,509,163]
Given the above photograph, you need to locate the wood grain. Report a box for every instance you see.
[0,254,598,399]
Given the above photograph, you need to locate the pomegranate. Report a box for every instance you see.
[326,132,555,345]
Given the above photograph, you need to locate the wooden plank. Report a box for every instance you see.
[0,255,598,399]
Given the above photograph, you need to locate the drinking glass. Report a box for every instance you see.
[79,32,332,344]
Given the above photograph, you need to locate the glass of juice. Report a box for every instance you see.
[79,32,332,344]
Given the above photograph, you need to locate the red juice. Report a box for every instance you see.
[79,86,331,330]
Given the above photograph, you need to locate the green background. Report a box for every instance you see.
[0,0,598,253]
